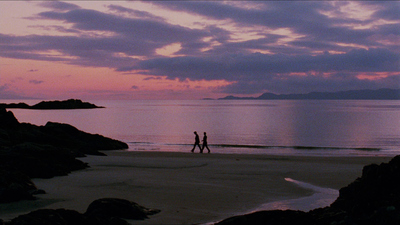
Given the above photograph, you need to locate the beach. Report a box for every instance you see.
[0,151,393,224]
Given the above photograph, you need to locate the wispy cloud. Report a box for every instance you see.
[29,80,44,85]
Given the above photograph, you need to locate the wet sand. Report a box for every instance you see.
[0,151,392,224]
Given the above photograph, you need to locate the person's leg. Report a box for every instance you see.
[191,143,196,152]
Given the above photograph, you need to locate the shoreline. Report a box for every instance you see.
[0,150,393,224]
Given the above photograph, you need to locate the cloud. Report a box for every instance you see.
[0,1,399,96]
[153,1,399,52]
[0,84,26,99]
[107,4,165,22]
[29,80,44,85]
[143,77,162,81]
[134,48,399,79]
[131,85,139,89]
[221,73,400,95]
[38,1,81,12]
[36,8,210,50]
[28,69,38,72]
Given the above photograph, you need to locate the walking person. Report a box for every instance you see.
[191,131,201,152]
[201,132,210,153]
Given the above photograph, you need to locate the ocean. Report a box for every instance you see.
[5,99,400,157]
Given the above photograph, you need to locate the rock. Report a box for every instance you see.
[0,170,42,203]
[331,155,400,215]
[42,122,128,155]
[5,199,159,225]
[0,108,19,128]
[0,103,30,109]
[0,99,103,110]
[217,155,400,225]
[0,109,127,202]
[6,209,87,225]
[85,198,161,220]
[0,143,89,179]
[31,99,104,110]
[1,109,128,155]
[216,210,314,225]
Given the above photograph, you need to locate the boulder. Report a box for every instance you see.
[5,199,159,225]
[0,170,44,203]
[331,155,400,213]
[85,198,160,220]
[0,108,19,129]
[6,209,87,225]
[216,210,314,225]
[41,122,128,155]
[0,143,88,179]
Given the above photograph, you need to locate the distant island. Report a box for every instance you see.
[0,99,104,109]
[218,88,400,100]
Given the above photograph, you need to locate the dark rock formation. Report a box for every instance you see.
[0,103,30,109]
[0,108,19,129]
[0,108,128,157]
[6,209,90,225]
[31,99,104,109]
[0,170,44,203]
[0,143,89,179]
[85,198,161,220]
[216,210,314,225]
[0,99,104,110]
[5,198,160,225]
[216,155,400,225]
[0,108,128,202]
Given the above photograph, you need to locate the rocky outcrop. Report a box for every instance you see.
[85,198,161,220]
[0,108,128,157]
[216,155,400,225]
[0,170,45,203]
[216,210,314,225]
[0,108,128,202]
[0,143,89,179]
[0,99,104,110]
[4,198,160,225]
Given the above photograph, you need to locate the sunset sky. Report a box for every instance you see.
[0,1,399,100]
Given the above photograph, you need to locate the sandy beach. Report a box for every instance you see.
[0,151,393,224]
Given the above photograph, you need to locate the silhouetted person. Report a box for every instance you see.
[201,132,210,153]
[191,131,201,152]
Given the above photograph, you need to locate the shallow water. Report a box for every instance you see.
[254,178,339,212]
[205,178,339,225]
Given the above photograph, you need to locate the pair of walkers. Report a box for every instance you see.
[191,131,210,153]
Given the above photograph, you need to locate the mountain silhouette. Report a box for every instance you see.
[219,88,400,100]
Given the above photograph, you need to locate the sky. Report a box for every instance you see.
[0,1,399,100]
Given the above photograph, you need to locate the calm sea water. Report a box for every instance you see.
[5,99,400,156]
